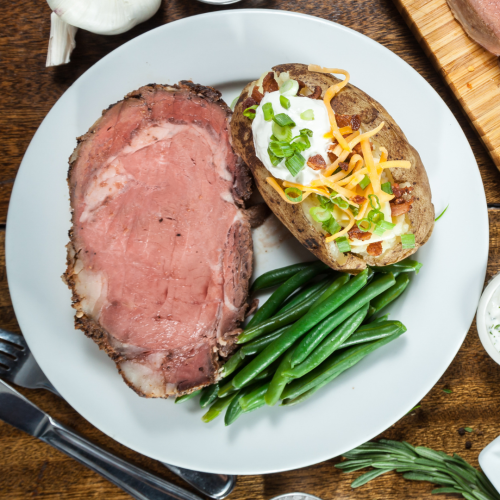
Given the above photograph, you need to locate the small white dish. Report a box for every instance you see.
[476,274,500,365]
[479,435,500,494]
[271,494,323,500]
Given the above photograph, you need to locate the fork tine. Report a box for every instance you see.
[0,341,21,359]
[0,351,16,370]
[0,329,27,349]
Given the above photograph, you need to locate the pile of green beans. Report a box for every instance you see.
[174,258,422,425]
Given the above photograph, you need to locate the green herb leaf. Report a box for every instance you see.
[464,427,473,433]
[401,234,416,249]
[442,388,453,394]
[406,405,421,414]
[280,95,290,109]
[285,152,305,177]
[243,105,258,120]
[359,175,371,190]
[435,204,449,222]
[273,113,296,128]
[336,236,351,253]
[262,102,274,121]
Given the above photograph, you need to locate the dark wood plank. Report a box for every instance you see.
[1,1,500,499]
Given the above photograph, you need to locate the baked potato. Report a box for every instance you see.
[231,63,434,272]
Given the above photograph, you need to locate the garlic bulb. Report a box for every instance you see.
[46,0,162,67]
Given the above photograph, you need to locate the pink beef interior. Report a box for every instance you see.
[66,84,252,397]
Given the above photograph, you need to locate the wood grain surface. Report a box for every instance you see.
[393,0,500,171]
[1,1,500,499]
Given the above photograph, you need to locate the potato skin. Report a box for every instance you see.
[230,63,434,272]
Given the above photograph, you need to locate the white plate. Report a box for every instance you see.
[6,9,488,475]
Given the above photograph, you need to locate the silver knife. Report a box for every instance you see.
[0,378,202,500]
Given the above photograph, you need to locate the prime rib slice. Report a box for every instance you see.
[64,82,253,398]
[447,0,500,55]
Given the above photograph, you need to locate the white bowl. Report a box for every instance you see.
[476,273,500,366]
[479,435,500,494]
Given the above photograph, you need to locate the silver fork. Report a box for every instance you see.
[0,328,236,500]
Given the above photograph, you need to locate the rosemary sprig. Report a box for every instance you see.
[336,439,500,500]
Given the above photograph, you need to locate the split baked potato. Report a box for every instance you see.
[230,63,434,272]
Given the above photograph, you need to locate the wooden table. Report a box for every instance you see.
[1,1,500,499]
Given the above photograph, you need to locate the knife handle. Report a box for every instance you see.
[40,416,202,500]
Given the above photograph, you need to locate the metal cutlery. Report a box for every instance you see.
[0,329,236,499]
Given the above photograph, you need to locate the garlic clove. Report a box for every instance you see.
[47,0,162,36]
[46,12,78,67]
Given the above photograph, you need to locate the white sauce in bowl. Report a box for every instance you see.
[485,286,500,351]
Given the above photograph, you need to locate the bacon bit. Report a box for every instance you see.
[307,154,327,170]
[242,97,256,110]
[328,151,338,162]
[339,162,349,171]
[297,80,306,90]
[310,86,322,99]
[348,224,372,241]
[367,241,383,256]
[353,143,363,155]
[251,86,264,104]
[391,198,414,216]
[262,72,279,93]
[392,183,414,198]
[335,114,362,131]
[351,195,366,204]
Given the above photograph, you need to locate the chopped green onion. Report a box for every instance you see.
[269,141,294,158]
[262,102,274,121]
[359,175,371,190]
[357,219,372,232]
[401,233,415,249]
[243,105,258,120]
[284,187,302,202]
[291,134,311,152]
[368,194,381,210]
[291,140,307,153]
[272,122,293,142]
[373,219,396,236]
[273,113,296,128]
[435,204,449,222]
[268,147,281,166]
[381,182,393,195]
[331,196,349,210]
[318,195,334,211]
[230,96,239,110]
[322,217,341,235]
[300,128,313,137]
[309,206,331,223]
[368,209,384,224]
[285,152,305,177]
[336,236,351,253]
[349,205,360,217]
[280,95,290,109]
[300,109,315,121]
[279,79,299,96]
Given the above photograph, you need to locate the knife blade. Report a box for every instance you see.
[0,379,202,500]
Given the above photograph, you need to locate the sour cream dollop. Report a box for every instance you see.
[252,91,332,185]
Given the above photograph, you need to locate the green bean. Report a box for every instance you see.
[278,278,330,314]
[240,326,290,357]
[218,358,281,397]
[199,384,219,408]
[219,351,244,378]
[369,313,389,325]
[285,303,369,379]
[239,382,271,411]
[202,392,238,422]
[265,345,297,406]
[251,262,319,292]
[282,327,406,401]
[340,321,403,349]
[224,385,259,426]
[281,370,338,406]
[313,273,351,307]
[246,261,329,329]
[291,273,396,367]
[232,269,370,389]
[237,281,332,344]
[175,389,201,404]
[370,258,422,275]
[369,273,410,317]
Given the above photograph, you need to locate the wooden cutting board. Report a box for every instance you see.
[393,0,500,170]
